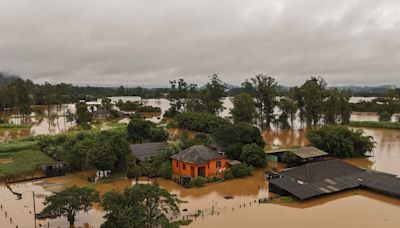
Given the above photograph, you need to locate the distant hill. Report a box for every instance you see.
[335,85,396,97]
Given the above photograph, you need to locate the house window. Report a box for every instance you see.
[182,163,186,170]
[216,161,221,168]
[176,161,179,168]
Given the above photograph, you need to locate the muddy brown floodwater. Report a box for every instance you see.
[1,99,400,227]
[1,126,400,228]
[0,105,75,142]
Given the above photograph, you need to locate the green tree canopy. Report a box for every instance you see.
[127,119,168,143]
[41,186,99,226]
[240,143,266,167]
[75,102,92,124]
[307,125,375,157]
[230,93,256,123]
[213,123,265,160]
[173,112,230,133]
[101,184,180,228]
[242,75,278,128]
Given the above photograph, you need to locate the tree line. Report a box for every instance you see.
[0,72,168,116]
[351,90,400,121]
[167,74,352,129]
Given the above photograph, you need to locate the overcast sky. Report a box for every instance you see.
[0,0,399,87]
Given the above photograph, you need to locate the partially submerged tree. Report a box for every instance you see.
[230,93,256,124]
[199,74,227,115]
[101,184,180,228]
[307,125,375,157]
[213,123,265,160]
[243,75,278,128]
[75,102,92,124]
[41,186,99,227]
[240,143,266,168]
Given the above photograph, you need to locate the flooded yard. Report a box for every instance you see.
[0,98,400,227]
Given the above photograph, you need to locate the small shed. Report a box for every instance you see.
[130,142,167,162]
[41,162,68,177]
[227,160,242,166]
[266,147,328,166]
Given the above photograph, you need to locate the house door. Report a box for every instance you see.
[198,166,206,177]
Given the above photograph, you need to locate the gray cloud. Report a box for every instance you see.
[0,0,399,87]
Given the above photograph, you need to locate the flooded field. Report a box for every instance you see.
[0,105,75,142]
[1,97,400,227]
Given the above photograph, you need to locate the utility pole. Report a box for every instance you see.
[33,191,37,228]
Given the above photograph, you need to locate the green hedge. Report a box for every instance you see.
[0,124,31,129]
[349,121,400,129]
[0,140,38,153]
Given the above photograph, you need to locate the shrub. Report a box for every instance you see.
[163,109,178,118]
[240,143,266,168]
[230,164,253,178]
[349,121,400,129]
[223,170,234,180]
[137,106,161,113]
[119,101,140,111]
[379,112,392,121]
[157,161,172,179]
[307,125,375,157]
[188,177,208,187]
[207,176,222,183]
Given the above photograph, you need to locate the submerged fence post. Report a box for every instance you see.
[33,191,37,228]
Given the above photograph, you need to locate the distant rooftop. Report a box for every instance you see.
[171,145,226,165]
[130,142,167,162]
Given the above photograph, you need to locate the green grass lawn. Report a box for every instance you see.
[348,121,400,129]
[0,124,31,129]
[0,149,53,180]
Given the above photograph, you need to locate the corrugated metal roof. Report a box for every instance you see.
[269,160,400,201]
[130,142,167,162]
[265,146,328,159]
[290,147,328,159]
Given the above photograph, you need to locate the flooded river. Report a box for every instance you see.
[1,98,400,227]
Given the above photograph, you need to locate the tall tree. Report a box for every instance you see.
[168,79,197,114]
[101,184,180,228]
[199,74,227,114]
[75,102,92,124]
[230,93,256,123]
[41,186,99,227]
[324,88,352,125]
[243,75,278,128]
[300,76,327,126]
[275,96,298,129]
[87,139,117,176]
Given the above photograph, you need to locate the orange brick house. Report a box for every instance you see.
[171,145,228,185]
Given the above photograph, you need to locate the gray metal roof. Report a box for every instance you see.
[227,160,242,166]
[265,149,291,154]
[170,145,226,165]
[130,142,167,162]
[281,159,363,182]
[265,147,328,159]
[269,160,400,201]
[291,147,328,159]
